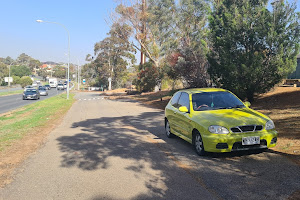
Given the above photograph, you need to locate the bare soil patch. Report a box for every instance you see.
[107,87,300,163]
[0,88,299,189]
[0,103,72,187]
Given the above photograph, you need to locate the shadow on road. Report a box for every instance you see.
[56,99,300,200]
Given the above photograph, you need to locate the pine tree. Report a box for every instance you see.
[208,0,300,102]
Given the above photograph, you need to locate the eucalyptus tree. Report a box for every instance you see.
[92,23,136,88]
[10,65,31,77]
[3,56,14,65]
[148,0,211,88]
[0,62,9,85]
[208,0,300,101]
[17,53,32,65]
[116,0,160,67]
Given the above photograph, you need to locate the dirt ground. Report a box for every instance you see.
[0,109,68,187]
[252,87,300,156]
[0,87,299,188]
[106,87,300,161]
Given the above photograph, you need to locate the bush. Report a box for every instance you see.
[134,62,159,92]
[19,76,33,87]
[12,76,21,85]
[11,65,31,77]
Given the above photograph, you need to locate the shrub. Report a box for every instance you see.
[12,76,21,85]
[135,62,159,92]
[19,76,33,87]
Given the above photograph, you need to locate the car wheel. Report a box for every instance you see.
[194,131,206,156]
[165,120,174,138]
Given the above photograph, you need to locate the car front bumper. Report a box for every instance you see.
[202,130,278,153]
[24,96,38,100]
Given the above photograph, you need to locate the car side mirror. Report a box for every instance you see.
[244,101,251,107]
[179,106,189,113]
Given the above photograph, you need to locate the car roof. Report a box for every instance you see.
[176,88,228,94]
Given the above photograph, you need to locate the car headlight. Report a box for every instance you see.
[208,125,229,134]
[265,120,275,130]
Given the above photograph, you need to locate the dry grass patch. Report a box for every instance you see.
[110,87,300,160]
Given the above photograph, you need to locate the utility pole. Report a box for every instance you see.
[108,52,112,91]
[140,0,146,65]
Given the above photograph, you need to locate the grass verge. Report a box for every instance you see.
[0,93,75,152]
[0,92,76,187]
[0,90,23,97]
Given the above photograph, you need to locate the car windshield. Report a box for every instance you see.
[25,89,37,93]
[192,92,245,111]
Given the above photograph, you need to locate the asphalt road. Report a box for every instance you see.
[0,88,65,114]
[0,86,22,93]
[0,92,299,200]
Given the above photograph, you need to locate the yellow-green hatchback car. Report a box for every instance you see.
[164,88,278,155]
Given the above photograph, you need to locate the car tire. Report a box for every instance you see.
[165,120,174,138]
[193,131,206,156]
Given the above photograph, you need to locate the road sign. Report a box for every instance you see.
[4,77,13,83]
[83,79,86,84]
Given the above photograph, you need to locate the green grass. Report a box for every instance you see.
[0,89,24,96]
[0,93,76,151]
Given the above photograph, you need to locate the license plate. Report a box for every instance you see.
[242,136,260,145]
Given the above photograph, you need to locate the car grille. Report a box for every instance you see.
[232,139,267,151]
[231,125,263,133]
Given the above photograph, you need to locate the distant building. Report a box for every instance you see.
[40,64,48,70]
[288,54,300,79]
[39,64,56,73]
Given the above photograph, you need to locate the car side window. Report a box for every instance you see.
[177,92,190,111]
[171,92,181,107]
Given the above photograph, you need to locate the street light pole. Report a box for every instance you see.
[8,61,16,87]
[77,59,80,90]
[8,64,11,87]
[36,19,70,100]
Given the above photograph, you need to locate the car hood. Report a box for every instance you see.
[192,108,270,128]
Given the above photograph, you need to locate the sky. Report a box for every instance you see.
[0,0,118,65]
[0,0,299,66]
